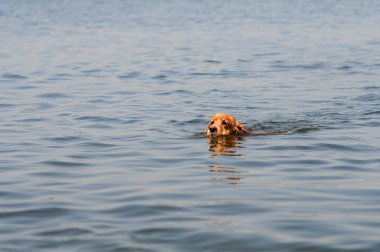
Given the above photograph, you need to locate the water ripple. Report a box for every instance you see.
[0,103,15,108]
[79,142,117,148]
[43,135,88,143]
[41,160,89,168]
[37,228,93,237]
[155,89,194,96]
[37,93,71,99]
[118,71,141,79]
[74,116,124,124]
[1,73,28,80]
[0,207,71,219]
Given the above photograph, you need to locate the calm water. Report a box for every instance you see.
[1,0,380,251]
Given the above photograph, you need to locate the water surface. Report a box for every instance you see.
[1,1,380,251]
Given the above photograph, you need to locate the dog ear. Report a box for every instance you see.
[235,122,248,134]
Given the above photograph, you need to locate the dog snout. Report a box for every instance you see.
[209,126,217,133]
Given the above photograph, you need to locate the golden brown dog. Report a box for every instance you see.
[205,113,248,137]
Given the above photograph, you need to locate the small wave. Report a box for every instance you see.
[184,118,204,124]
[0,103,15,108]
[1,73,28,80]
[74,115,124,124]
[170,118,204,128]
[41,160,89,167]
[17,118,46,122]
[364,111,380,116]
[43,135,87,143]
[336,65,352,70]
[272,61,326,70]
[31,171,71,178]
[204,60,222,64]
[0,207,71,219]
[152,74,168,80]
[15,85,38,90]
[189,70,249,78]
[155,89,194,95]
[206,89,240,94]
[80,142,116,148]
[118,71,141,79]
[37,93,71,99]
[81,69,105,77]
[294,127,320,134]
[250,119,320,134]
[315,143,356,152]
[252,52,281,57]
[132,227,193,243]
[110,91,138,96]
[88,99,114,104]
[364,86,379,90]
[82,124,114,129]
[189,72,211,76]
[37,228,93,237]
[82,69,102,73]
[355,94,380,102]
[101,204,187,219]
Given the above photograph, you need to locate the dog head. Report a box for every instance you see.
[205,113,248,137]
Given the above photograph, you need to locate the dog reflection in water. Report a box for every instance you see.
[207,135,245,155]
[207,136,245,183]
[209,164,241,184]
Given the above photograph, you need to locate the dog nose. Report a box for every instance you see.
[209,126,217,133]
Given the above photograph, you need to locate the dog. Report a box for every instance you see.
[205,113,248,137]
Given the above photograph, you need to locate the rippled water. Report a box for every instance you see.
[1,0,380,251]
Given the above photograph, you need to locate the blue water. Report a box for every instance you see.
[1,0,380,251]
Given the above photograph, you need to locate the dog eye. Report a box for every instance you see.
[222,121,228,126]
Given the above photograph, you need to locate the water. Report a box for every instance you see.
[1,0,380,251]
